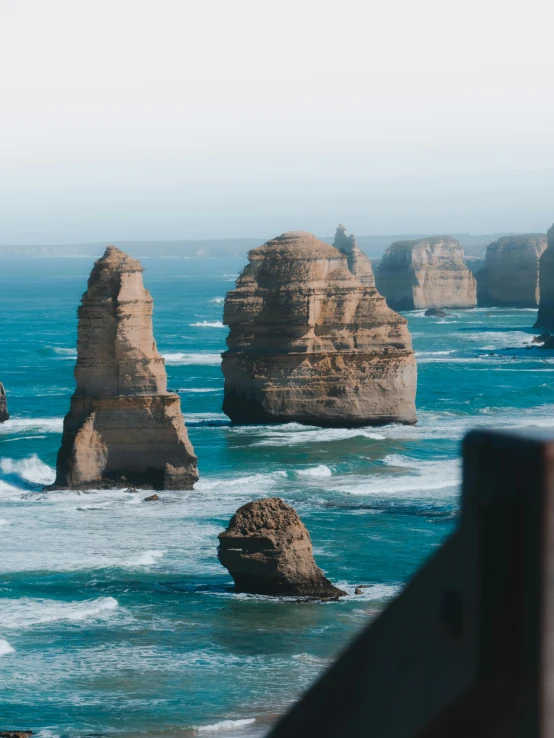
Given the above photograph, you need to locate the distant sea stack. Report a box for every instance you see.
[375,236,477,310]
[0,383,8,423]
[218,497,345,597]
[333,224,375,287]
[222,231,417,427]
[53,246,198,490]
[535,224,554,329]
[477,234,547,307]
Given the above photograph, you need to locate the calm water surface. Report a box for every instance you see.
[0,256,552,736]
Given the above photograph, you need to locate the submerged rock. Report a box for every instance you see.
[222,231,417,427]
[0,383,8,423]
[424,308,447,317]
[375,236,477,310]
[477,234,547,307]
[218,497,345,597]
[536,224,554,330]
[333,223,375,287]
[52,246,198,490]
[0,733,33,737]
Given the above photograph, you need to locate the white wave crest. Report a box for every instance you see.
[1,596,118,628]
[0,639,15,656]
[195,718,256,733]
[0,417,63,435]
[210,297,225,304]
[178,388,222,393]
[163,353,222,365]
[0,455,55,485]
[296,465,333,477]
[251,424,386,447]
[124,549,164,567]
[189,321,225,328]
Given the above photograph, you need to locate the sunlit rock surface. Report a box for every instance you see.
[53,246,198,490]
[222,231,417,427]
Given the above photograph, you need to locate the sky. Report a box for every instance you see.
[0,0,553,243]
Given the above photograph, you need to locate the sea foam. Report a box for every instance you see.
[163,353,222,365]
[194,718,256,733]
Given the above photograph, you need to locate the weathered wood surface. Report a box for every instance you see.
[268,430,554,738]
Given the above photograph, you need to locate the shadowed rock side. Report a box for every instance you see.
[53,246,198,490]
[536,225,554,329]
[222,231,417,427]
[477,234,547,307]
[375,236,477,310]
[218,497,345,597]
[0,383,8,423]
[333,223,375,288]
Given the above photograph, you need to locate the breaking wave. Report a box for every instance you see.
[1,597,119,628]
[163,353,222,365]
[189,321,226,328]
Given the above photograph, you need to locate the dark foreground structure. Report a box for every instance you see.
[269,428,554,737]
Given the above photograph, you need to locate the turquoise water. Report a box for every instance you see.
[1,256,553,737]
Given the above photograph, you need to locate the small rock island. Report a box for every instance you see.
[535,224,554,330]
[221,230,417,427]
[477,234,547,307]
[218,497,345,597]
[52,246,198,490]
[0,383,8,422]
[375,236,477,310]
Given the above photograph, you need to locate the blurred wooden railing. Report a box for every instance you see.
[269,429,554,738]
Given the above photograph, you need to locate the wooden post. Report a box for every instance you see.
[268,430,554,738]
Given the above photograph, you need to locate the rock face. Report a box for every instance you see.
[535,225,554,330]
[53,246,198,490]
[222,231,417,427]
[333,224,375,287]
[0,383,8,423]
[218,497,345,597]
[375,236,477,310]
[477,234,547,307]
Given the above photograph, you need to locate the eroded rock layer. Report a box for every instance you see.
[0,383,8,423]
[478,234,547,307]
[333,224,375,288]
[375,236,477,310]
[218,497,345,597]
[222,231,416,427]
[54,246,198,490]
[536,224,554,329]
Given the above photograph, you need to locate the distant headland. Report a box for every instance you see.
[0,233,514,260]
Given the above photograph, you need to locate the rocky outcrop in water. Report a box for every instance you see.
[52,246,198,490]
[333,224,375,287]
[375,236,477,310]
[222,231,417,427]
[0,383,8,423]
[218,497,345,597]
[477,234,547,307]
[535,225,554,330]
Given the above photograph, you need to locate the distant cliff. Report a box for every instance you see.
[375,236,477,310]
[535,224,554,330]
[477,234,547,307]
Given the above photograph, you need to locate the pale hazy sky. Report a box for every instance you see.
[1,0,553,243]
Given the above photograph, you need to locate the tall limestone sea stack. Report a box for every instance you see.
[53,246,198,490]
[0,383,8,422]
[535,224,554,329]
[375,236,477,310]
[222,231,417,427]
[333,224,375,287]
[477,234,547,307]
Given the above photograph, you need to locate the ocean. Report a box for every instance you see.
[0,256,552,737]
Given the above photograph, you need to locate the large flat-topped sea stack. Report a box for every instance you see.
[53,246,198,490]
[333,224,375,288]
[535,224,554,329]
[0,383,8,423]
[478,234,547,307]
[375,236,477,310]
[222,231,417,427]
